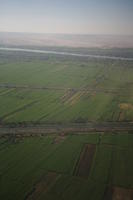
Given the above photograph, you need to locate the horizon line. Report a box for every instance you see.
[0,31,133,37]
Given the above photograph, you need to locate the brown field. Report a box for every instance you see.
[104,186,133,200]
[53,134,66,144]
[61,90,77,104]
[119,103,133,111]
[69,91,85,106]
[112,187,133,200]
[74,144,96,178]
[118,111,125,122]
[26,172,59,200]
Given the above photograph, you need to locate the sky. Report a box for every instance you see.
[0,0,133,35]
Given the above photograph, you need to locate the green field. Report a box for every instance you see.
[0,49,133,199]
[0,50,133,123]
[0,133,133,200]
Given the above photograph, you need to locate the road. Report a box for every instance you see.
[0,47,133,61]
[0,83,129,96]
[0,122,133,136]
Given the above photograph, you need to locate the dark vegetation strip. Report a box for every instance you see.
[73,144,96,178]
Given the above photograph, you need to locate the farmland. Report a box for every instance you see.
[0,48,133,199]
[0,50,133,123]
[0,133,133,200]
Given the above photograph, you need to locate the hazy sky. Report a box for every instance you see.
[0,0,133,35]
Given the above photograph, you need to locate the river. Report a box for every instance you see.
[0,47,133,61]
